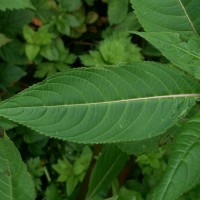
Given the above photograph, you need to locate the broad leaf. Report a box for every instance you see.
[0,0,35,11]
[0,62,199,143]
[134,32,200,79]
[152,111,200,200]
[0,136,35,200]
[131,0,200,35]
[87,145,128,199]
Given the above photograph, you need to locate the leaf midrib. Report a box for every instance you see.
[153,134,200,199]
[87,152,123,199]
[2,94,200,109]
[178,0,198,35]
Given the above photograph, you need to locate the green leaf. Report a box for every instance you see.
[56,18,70,36]
[0,136,35,200]
[0,41,27,65]
[0,62,199,143]
[0,33,11,47]
[73,146,92,176]
[0,0,35,11]
[57,0,82,12]
[0,10,34,37]
[67,176,79,196]
[45,184,61,200]
[0,118,17,130]
[117,187,137,200]
[87,145,128,199]
[53,159,73,182]
[81,33,143,67]
[152,111,200,200]
[0,63,26,88]
[134,32,200,79]
[108,0,129,25]
[103,13,141,37]
[25,44,40,61]
[131,0,200,35]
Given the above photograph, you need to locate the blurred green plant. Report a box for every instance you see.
[80,32,143,67]
[53,146,92,196]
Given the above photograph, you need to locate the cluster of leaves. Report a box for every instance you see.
[1,0,200,200]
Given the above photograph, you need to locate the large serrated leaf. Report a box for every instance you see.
[152,111,200,200]
[0,0,35,11]
[0,62,199,143]
[134,32,200,79]
[0,136,35,200]
[131,0,200,35]
[87,145,128,199]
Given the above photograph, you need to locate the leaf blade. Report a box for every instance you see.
[134,32,200,79]
[0,62,199,143]
[131,0,200,35]
[87,145,128,199]
[0,136,35,200]
[152,112,200,200]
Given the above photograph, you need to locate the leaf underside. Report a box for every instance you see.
[0,62,199,143]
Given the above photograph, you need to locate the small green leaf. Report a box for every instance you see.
[81,33,143,67]
[0,33,11,47]
[74,146,92,176]
[58,0,82,12]
[87,145,128,199]
[117,187,137,200]
[56,18,70,35]
[53,159,73,182]
[0,136,35,200]
[67,176,79,196]
[25,43,40,61]
[108,0,129,25]
[41,45,59,61]
[23,25,35,43]
[86,11,98,24]
[45,184,61,200]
